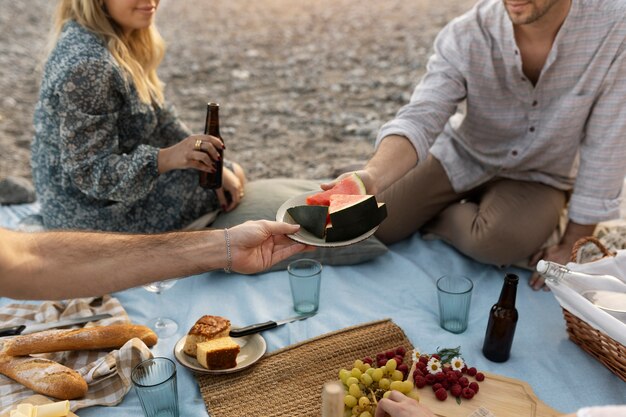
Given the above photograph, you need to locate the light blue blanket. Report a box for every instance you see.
[1,204,624,416]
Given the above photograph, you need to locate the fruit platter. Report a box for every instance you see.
[336,346,561,417]
[276,173,387,247]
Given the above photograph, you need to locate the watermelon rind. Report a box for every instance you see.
[305,173,367,206]
[287,205,328,239]
[326,203,387,242]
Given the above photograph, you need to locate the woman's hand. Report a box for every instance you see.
[228,220,312,274]
[157,134,224,174]
[217,162,247,212]
[375,391,435,417]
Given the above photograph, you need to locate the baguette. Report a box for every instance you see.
[3,324,158,356]
[0,353,88,399]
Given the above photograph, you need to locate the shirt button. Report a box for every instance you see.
[511,150,518,156]
[521,77,526,81]
[515,50,519,55]
[532,100,538,106]
[529,126,535,132]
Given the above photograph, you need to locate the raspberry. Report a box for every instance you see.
[425,374,436,385]
[450,384,463,397]
[467,367,477,376]
[363,357,373,365]
[461,365,468,373]
[459,376,469,388]
[435,372,446,382]
[462,387,475,399]
[417,362,427,372]
[395,346,406,357]
[398,363,409,377]
[469,382,479,393]
[432,354,441,360]
[385,350,395,359]
[413,368,424,377]
[376,352,386,363]
[394,355,405,365]
[446,372,458,384]
[414,376,427,388]
[441,380,450,390]
[419,355,429,364]
[378,358,388,367]
[455,370,463,378]
[432,383,443,392]
[435,387,448,401]
[475,372,485,382]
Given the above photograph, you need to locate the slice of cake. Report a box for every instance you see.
[196,337,240,370]
[183,315,231,357]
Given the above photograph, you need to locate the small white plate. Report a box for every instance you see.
[173,333,266,374]
[276,191,379,248]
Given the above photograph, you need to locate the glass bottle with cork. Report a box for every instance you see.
[482,273,519,362]
[199,102,223,189]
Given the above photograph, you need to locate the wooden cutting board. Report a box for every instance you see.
[0,395,78,417]
[416,371,560,417]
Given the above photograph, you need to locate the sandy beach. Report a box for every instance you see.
[0,0,475,182]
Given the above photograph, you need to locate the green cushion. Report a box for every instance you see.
[211,178,388,271]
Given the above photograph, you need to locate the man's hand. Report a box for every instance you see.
[528,243,572,291]
[228,220,312,274]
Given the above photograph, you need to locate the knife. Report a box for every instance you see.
[0,313,113,337]
[230,313,315,337]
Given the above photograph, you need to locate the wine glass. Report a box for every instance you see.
[143,279,178,338]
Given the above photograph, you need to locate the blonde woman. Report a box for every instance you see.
[31,0,246,232]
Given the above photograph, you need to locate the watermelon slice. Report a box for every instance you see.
[305,173,366,206]
[287,205,327,238]
[328,194,379,226]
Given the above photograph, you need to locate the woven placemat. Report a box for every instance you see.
[196,319,413,417]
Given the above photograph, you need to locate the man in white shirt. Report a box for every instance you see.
[328,0,626,289]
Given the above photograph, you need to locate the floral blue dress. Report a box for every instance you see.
[31,21,219,232]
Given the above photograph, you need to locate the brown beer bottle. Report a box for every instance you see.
[199,102,223,189]
[482,273,519,362]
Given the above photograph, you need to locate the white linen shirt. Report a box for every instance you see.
[376,0,626,224]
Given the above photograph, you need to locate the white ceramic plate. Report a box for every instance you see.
[173,332,266,374]
[276,191,379,248]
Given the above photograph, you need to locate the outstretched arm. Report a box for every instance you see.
[0,221,307,300]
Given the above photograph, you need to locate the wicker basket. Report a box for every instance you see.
[562,236,626,382]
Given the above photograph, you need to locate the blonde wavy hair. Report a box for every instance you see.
[50,0,165,105]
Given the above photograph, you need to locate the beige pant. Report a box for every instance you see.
[376,155,567,266]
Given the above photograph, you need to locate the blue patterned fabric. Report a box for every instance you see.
[31,20,219,232]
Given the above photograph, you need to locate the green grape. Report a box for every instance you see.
[390,370,403,381]
[352,406,360,416]
[339,369,351,384]
[382,391,392,399]
[349,383,363,398]
[359,412,372,417]
[358,396,371,408]
[353,359,364,369]
[344,394,358,408]
[379,378,390,390]
[389,380,404,392]
[371,368,384,382]
[360,362,371,373]
[351,367,363,379]
[346,377,359,387]
[385,358,397,372]
[401,381,414,394]
[344,410,353,417]
[365,367,375,376]
[360,373,373,387]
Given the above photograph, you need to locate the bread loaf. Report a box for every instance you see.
[0,353,88,400]
[3,324,158,356]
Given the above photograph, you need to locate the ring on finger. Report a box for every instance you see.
[194,139,203,151]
